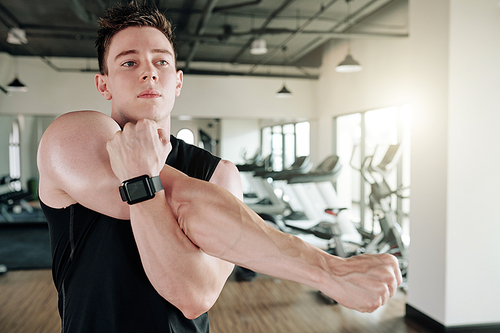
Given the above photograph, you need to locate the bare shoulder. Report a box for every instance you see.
[38,111,127,218]
[41,111,119,138]
[209,159,243,200]
[38,111,119,182]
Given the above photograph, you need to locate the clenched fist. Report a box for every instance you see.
[321,253,402,313]
[106,119,170,182]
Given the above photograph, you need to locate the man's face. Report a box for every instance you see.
[96,26,183,128]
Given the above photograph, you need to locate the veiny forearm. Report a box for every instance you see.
[165,168,338,293]
[129,190,233,319]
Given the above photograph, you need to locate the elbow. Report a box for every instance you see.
[180,300,213,320]
[152,279,218,320]
[164,290,217,320]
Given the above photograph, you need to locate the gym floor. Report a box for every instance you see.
[0,269,429,333]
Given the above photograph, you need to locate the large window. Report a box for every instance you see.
[9,120,21,191]
[261,121,310,171]
[335,106,410,243]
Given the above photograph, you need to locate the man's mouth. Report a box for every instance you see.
[138,90,161,98]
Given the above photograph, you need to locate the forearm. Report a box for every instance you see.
[167,169,336,292]
[129,190,233,319]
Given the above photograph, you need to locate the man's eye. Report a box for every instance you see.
[122,61,136,67]
[157,60,168,66]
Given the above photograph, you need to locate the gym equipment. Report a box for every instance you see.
[237,154,312,217]
[0,175,33,222]
[0,175,34,275]
[257,155,363,255]
[350,144,408,275]
[234,154,313,282]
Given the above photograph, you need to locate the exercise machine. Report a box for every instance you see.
[350,144,408,276]
[0,175,33,223]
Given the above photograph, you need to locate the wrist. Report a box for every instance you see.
[119,175,163,205]
[313,251,346,289]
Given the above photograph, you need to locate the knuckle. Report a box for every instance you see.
[123,122,133,131]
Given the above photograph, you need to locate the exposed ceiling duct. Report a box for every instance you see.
[0,0,408,79]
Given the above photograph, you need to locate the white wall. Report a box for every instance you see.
[445,0,500,326]
[406,0,450,324]
[0,55,111,116]
[175,75,316,120]
[408,0,500,327]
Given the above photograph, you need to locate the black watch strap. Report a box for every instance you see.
[119,175,163,205]
[150,175,163,193]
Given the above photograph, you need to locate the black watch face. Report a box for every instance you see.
[125,176,154,204]
[128,179,150,198]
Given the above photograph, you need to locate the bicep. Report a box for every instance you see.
[37,111,130,219]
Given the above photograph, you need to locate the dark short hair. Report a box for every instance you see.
[95,2,176,74]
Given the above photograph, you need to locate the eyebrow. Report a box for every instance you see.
[114,49,174,62]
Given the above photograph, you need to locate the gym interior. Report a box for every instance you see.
[0,0,499,332]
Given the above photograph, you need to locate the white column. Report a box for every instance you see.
[408,0,500,327]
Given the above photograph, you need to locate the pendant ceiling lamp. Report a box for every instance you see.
[6,58,28,93]
[7,28,27,45]
[249,14,267,55]
[250,38,268,55]
[276,46,292,98]
[276,84,292,98]
[335,0,363,73]
[336,54,362,73]
[7,78,28,92]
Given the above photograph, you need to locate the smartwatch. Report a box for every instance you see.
[119,175,163,205]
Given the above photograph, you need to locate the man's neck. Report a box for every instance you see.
[111,112,172,155]
[111,113,171,136]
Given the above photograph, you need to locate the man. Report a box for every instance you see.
[37,3,401,333]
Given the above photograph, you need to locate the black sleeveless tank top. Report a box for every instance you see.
[41,136,221,333]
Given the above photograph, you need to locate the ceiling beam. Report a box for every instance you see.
[212,0,262,13]
[176,68,318,80]
[64,0,99,26]
[287,0,394,64]
[176,0,198,32]
[184,0,219,72]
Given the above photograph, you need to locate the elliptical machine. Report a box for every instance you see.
[350,144,409,277]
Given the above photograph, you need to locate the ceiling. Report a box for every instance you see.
[0,0,408,79]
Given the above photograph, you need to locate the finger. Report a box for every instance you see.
[157,128,169,145]
[122,121,135,133]
[382,254,403,287]
[392,258,403,287]
[385,265,399,297]
[387,271,398,297]
[106,130,121,152]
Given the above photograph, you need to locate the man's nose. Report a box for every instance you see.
[142,73,158,82]
[141,65,158,82]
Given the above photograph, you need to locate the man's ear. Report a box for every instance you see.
[95,74,112,100]
[175,70,183,97]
